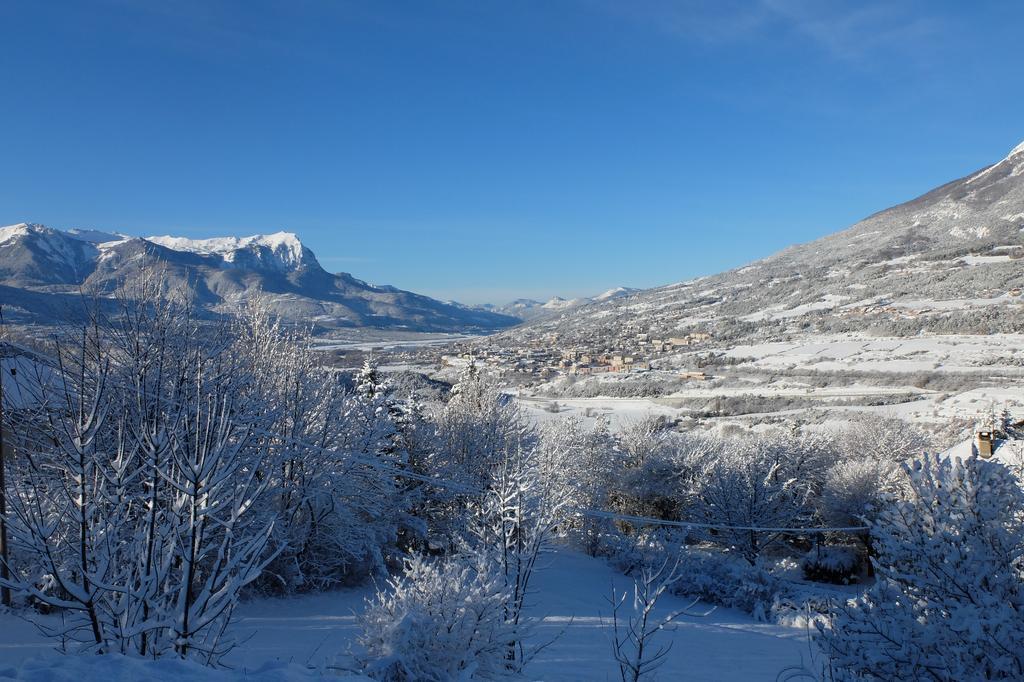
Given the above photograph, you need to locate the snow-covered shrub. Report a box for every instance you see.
[668,549,785,621]
[819,454,1024,681]
[839,413,932,464]
[818,457,901,530]
[611,433,715,527]
[358,552,517,682]
[800,545,861,585]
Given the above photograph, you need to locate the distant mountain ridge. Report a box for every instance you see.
[477,287,640,321]
[0,223,518,332]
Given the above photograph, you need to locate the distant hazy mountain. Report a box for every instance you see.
[503,140,1024,345]
[478,288,640,321]
[0,224,518,332]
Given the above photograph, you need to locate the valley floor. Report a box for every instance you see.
[0,549,810,681]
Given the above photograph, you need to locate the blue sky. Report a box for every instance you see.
[1,1,1022,304]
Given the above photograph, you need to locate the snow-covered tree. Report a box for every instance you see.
[840,413,932,464]
[358,551,519,681]
[818,456,904,569]
[613,432,718,525]
[818,458,901,530]
[536,416,619,553]
[426,364,531,549]
[692,434,812,564]
[0,283,278,661]
[472,439,568,669]
[819,454,1024,680]
[436,363,528,487]
[617,416,669,469]
[233,303,410,592]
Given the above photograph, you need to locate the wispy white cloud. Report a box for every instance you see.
[589,0,946,66]
[760,0,944,64]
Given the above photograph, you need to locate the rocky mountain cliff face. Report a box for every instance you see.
[0,224,517,332]
[503,141,1024,347]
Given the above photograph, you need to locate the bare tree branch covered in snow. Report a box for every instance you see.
[607,556,700,682]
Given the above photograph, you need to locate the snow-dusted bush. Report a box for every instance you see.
[819,455,1024,680]
[611,433,716,526]
[667,549,785,621]
[610,532,786,620]
[839,413,932,464]
[818,457,901,530]
[800,545,861,585]
[358,552,518,682]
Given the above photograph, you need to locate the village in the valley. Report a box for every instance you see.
[437,330,715,380]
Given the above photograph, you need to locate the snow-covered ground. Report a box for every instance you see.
[518,396,683,431]
[313,333,477,352]
[725,333,1024,374]
[0,549,808,681]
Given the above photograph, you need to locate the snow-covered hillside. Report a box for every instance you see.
[481,287,640,321]
[503,139,1024,348]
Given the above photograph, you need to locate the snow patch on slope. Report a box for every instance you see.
[594,286,639,301]
[0,223,35,245]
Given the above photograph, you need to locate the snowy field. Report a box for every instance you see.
[725,333,1024,374]
[0,549,807,681]
[511,331,1024,433]
[518,396,683,431]
[313,333,478,352]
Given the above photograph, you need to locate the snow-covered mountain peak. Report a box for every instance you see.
[146,231,317,271]
[1009,140,1024,158]
[594,286,639,301]
[0,223,28,244]
[2,223,127,248]
[0,222,48,244]
[0,222,101,284]
[542,296,585,310]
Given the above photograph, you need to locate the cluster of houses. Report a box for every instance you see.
[441,344,562,378]
[436,328,714,381]
[558,350,650,375]
[634,332,712,352]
